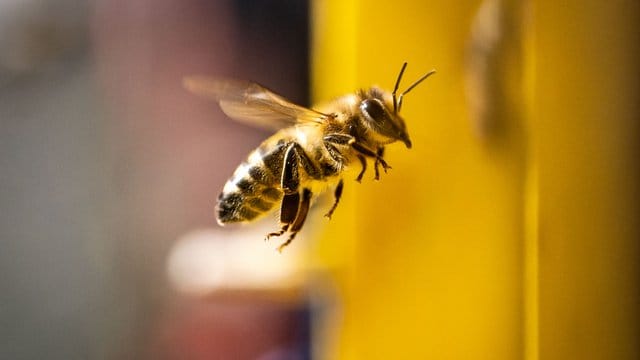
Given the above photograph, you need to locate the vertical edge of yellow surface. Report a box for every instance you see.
[522,1,538,360]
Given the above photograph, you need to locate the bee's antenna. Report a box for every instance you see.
[397,69,436,113]
[392,62,408,114]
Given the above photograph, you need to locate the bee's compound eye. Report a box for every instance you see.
[360,99,386,122]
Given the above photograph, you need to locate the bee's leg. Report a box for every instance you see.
[322,134,348,175]
[323,134,356,146]
[324,179,344,219]
[278,188,312,252]
[266,143,301,241]
[265,192,298,240]
[324,134,389,180]
[281,143,301,194]
[266,226,288,240]
[373,147,387,181]
[269,143,318,251]
[355,155,367,182]
[351,142,391,180]
[293,143,322,180]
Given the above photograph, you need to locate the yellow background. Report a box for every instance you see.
[311,1,639,359]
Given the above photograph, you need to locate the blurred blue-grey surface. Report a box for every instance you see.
[0,1,310,359]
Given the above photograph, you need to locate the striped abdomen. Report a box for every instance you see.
[216,140,287,224]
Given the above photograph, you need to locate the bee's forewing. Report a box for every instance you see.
[183,76,328,130]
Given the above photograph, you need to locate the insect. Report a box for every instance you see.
[184,63,435,251]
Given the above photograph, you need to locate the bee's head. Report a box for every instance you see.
[359,94,413,148]
[358,63,435,149]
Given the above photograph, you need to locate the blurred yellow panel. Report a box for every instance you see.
[312,0,526,359]
[312,0,639,359]
[534,1,640,359]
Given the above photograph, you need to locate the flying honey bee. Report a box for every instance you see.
[184,63,435,251]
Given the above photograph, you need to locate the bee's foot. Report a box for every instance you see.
[277,234,296,252]
[265,230,285,241]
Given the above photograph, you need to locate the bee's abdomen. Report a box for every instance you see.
[217,186,281,224]
[217,143,286,224]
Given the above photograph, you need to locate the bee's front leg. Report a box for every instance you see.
[323,134,359,176]
[349,142,391,180]
[373,147,388,181]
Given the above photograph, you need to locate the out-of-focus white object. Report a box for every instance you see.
[167,226,306,296]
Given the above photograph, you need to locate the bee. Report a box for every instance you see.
[184,63,435,251]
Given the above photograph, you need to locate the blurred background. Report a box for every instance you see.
[0,0,638,359]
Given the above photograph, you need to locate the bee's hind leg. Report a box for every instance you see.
[268,143,315,252]
[266,143,301,242]
[324,179,344,219]
[265,192,298,241]
[278,188,312,252]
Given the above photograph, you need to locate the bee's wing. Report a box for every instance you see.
[183,76,329,130]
